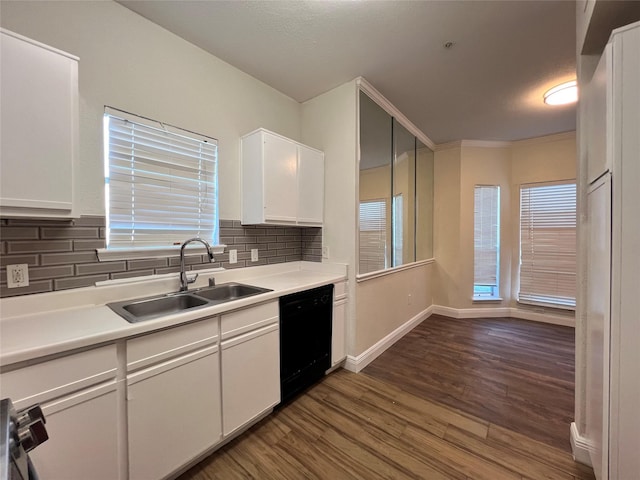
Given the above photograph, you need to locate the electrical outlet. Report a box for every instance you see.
[322,246,329,258]
[7,264,29,288]
[407,293,412,306]
[229,249,238,264]
[251,249,259,262]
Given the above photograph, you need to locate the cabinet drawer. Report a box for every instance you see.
[127,316,218,372]
[221,301,278,340]
[0,345,116,408]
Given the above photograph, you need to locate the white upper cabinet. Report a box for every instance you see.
[0,29,79,218]
[241,128,324,226]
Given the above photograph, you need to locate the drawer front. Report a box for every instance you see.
[127,316,218,372]
[0,344,116,407]
[221,301,278,340]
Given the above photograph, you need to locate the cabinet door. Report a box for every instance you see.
[30,382,120,480]
[221,324,280,436]
[0,30,78,217]
[332,299,347,366]
[263,132,298,223]
[298,146,324,225]
[128,347,221,480]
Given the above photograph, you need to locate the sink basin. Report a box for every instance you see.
[192,283,272,303]
[108,293,209,323]
[107,282,272,323]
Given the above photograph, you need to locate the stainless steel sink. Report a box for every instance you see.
[192,282,272,303]
[107,282,272,323]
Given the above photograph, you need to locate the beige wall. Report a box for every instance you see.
[0,0,301,219]
[433,146,462,306]
[355,263,432,355]
[433,132,576,310]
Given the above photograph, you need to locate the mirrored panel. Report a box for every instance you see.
[416,140,434,260]
[359,91,392,274]
[392,119,416,267]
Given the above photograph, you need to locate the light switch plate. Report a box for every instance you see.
[322,246,329,259]
[229,250,237,264]
[251,249,259,262]
[7,264,29,288]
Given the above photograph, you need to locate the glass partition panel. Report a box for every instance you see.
[416,140,434,260]
[392,119,416,267]
[359,91,392,274]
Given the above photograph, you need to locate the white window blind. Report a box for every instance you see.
[519,182,576,308]
[474,186,500,297]
[359,199,387,274]
[104,108,219,250]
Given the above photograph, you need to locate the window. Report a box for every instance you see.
[519,182,576,309]
[359,199,387,273]
[474,186,500,299]
[103,107,219,255]
[392,194,403,267]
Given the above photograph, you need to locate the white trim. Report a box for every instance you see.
[570,422,593,467]
[512,130,576,147]
[97,244,226,261]
[434,131,576,151]
[356,258,434,283]
[355,77,436,150]
[344,305,433,373]
[461,139,512,148]
[431,305,575,327]
[0,28,79,60]
[432,305,512,319]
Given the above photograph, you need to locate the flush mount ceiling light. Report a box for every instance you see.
[543,80,578,105]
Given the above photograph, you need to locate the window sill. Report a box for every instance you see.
[472,296,503,303]
[97,244,226,262]
[356,258,435,283]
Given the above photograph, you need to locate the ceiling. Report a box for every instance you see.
[117,0,577,145]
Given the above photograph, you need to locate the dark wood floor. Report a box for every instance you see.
[179,315,593,480]
[363,315,576,452]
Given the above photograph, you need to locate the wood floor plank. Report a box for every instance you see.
[363,315,577,451]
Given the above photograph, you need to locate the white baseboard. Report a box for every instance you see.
[344,305,433,373]
[432,304,575,327]
[432,305,511,319]
[570,422,593,467]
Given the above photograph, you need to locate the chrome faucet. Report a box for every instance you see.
[179,237,214,291]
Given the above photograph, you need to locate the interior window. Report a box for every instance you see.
[474,185,500,299]
[103,107,219,251]
[359,199,388,273]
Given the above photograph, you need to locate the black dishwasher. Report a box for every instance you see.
[279,284,333,404]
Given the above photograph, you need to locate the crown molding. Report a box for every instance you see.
[355,77,436,150]
[511,130,576,147]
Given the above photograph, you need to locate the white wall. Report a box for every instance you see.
[301,80,358,353]
[0,0,301,219]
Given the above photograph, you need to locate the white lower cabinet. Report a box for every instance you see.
[126,317,221,480]
[33,383,119,480]
[221,301,280,436]
[0,345,119,479]
[332,281,348,366]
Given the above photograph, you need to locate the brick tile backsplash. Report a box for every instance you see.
[0,217,321,297]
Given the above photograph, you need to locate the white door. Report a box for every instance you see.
[127,348,221,480]
[30,383,120,480]
[221,324,280,436]
[263,132,298,223]
[586,173,611,480]
[297,146,324,225]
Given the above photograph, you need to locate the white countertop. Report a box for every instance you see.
[0,262,347,367]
